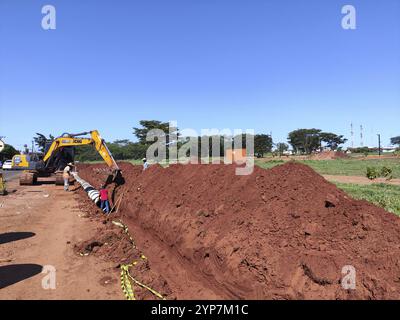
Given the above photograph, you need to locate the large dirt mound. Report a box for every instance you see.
[310,151,349,160]
[76,161,400,300]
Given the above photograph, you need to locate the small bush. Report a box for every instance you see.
[366,167,379,180]
[381,167,393,180]
[366,166,394,180]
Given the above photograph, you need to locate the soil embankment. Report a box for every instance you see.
[76,162,400,299]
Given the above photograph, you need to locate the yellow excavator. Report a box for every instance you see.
[20,130,122,186]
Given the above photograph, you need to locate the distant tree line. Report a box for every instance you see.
[73,120,275,162]
[75,140,148,162]
[287,129,347,154]
[2,122,349,163]
[347,147,371,154]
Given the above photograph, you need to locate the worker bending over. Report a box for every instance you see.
[63,163,74,191]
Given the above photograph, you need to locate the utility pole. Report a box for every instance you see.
[360,125,364,147]
[350,123,354,148]
[377,134,381,156]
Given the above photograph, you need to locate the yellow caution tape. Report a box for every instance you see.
[112,219,136,248]
[112,221,124,228]
[113,219,165,301]
[126,268,165,300]
[121,265,135,300]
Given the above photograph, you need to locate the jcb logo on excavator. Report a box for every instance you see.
[73,139,82,143]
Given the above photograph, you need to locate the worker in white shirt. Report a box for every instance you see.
[142,158,149,171]
[63,162,74,191]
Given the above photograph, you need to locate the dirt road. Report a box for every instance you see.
[0,179,122,299]
[0,170,21,182]
[323,175,400,186]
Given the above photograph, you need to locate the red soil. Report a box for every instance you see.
[310,151,349,160]
[76,161,400,300]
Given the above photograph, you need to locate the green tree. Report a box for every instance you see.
[34,133,55,153]
[319,132,347,150]
[108,140,147,160]
[348,147,370,154]
[113,139,130,146]
[74,140,148,162]
[74,145,101,162]
[276,142,289,156]
[133,120,180,160]
[127,143,147,160]
[0,144,19,161]
[391,136,400,146]
[288,129,322,154]
[133,120,179,145]
[254,134,273,158]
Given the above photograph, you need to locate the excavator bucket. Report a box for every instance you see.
[105,169,124,186]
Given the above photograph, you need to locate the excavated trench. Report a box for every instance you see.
[75,161,400,300]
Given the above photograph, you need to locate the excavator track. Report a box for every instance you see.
[55,172,64,186]
[19,172,38,186]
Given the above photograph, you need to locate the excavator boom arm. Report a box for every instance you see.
[90,130,119,171]
[43,130,120,171]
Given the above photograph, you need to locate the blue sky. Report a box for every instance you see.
[1,0,399,150]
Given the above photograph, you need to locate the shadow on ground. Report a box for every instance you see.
[0,264,43,289]
[0,232,35,245]
[34,181,57,185]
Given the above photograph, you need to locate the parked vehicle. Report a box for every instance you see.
[2,160,13,170]
[11,153,40,170]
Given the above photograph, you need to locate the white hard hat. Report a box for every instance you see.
[142,158,147,161]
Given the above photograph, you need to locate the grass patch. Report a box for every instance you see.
[128,159,143,165]
[300,159,400,178]
[256,160,285,170]
[335,183,400,216]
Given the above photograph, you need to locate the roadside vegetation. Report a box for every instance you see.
[256,158,400,178]
[335,183,400,216]
[301,158,400,178]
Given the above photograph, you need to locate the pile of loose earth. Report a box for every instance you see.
[310,151,349,160]
[76,161,400,300]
